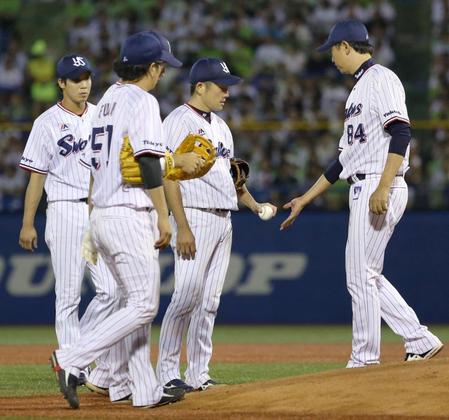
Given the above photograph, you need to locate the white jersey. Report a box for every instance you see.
[83,83,165,209]
[163,104,238,210]
[338,64,410,180]
[19,102,95,201]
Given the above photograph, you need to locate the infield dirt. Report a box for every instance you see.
[1,343,448,419]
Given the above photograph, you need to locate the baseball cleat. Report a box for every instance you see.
[85,380,109,396]
[164,378,194,393]
[404,342,444,361]
[136,388,185,408]
[77,367,91,387]
[50,351,80,409]
[198,379,219,391]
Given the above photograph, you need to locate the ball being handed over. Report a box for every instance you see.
[258,205,275,221]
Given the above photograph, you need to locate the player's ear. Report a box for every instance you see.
[57,78,66,89]
[195,82,206,95]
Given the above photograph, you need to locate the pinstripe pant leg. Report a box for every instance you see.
[346,181,382,367]
[157,209,214,385]
[82,257,130,399]
[56,207,163,406]
[185,215,232,388]
[375,184,442,354]
[46,201,86,349]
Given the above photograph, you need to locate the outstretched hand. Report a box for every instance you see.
[280,197,306,231]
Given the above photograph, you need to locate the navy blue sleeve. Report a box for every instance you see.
[138,155,163,189]
[324,158,343,184]
[385,121,411,156]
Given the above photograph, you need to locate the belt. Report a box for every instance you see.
[200,208,230,214]
[347,174,366,185]
[79,197,88,203]
[347,174,403,185]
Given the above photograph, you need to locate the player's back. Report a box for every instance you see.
[90,82,162,209]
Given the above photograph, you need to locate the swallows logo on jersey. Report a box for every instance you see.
[216,141,230,158]
[60,123,69,131]
[344,103,363,120]
[57,134,88,157]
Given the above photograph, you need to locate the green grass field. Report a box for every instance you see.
[1,324,448,400]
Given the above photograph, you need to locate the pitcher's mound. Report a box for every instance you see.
[172,357,449,419]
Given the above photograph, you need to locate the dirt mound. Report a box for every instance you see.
[1,357,448,419]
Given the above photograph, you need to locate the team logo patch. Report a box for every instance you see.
[72,56,86,67]
[60,123,69,131]
[216,141,230,158]
[353,186,362,200]
[220,62,230,73]
[198,128,206,135]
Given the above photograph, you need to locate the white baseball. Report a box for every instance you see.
[258,205,275,221]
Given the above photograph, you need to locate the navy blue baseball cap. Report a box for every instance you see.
[317,20,370,52]
[56,54,93,79]
[189,58,242,86]
[119,31,182,67]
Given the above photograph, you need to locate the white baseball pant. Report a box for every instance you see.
[346,176,442,368]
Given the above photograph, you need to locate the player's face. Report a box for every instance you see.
[59,72,92,104]
[203,82,230,112]
[331,43,351,74]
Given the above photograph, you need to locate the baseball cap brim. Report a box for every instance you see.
[160,50,183,68]
[317,40,334,52]
[59,68,93,80]
[200,74,242,86]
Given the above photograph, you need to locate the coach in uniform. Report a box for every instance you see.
[281,20,443,368]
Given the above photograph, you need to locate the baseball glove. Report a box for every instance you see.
[120,136,142,184]
[165,133,216,181]
[230,157,250,192]
[120,133,216,184]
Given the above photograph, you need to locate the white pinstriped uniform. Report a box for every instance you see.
[19,102,119,350]
[157,104,238,388]
[339,64,442,367]
[56,82,165,406]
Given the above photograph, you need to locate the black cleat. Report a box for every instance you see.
[164,378,194,393]
[405,342,444,361]
[198,379,220,391]
[136,388,185,408]
[77,368,89,387]
[50,351,80,409]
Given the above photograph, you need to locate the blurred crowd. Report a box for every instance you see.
[0,0,447,212]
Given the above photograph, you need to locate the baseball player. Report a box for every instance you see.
[49,31,206,409]
[281,20,443,367]
[156,58,277,392]
[18,54,119,384]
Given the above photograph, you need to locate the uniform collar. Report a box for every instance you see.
[186,103,211,123]
[57,101,88,117]
[353,59,374,80]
